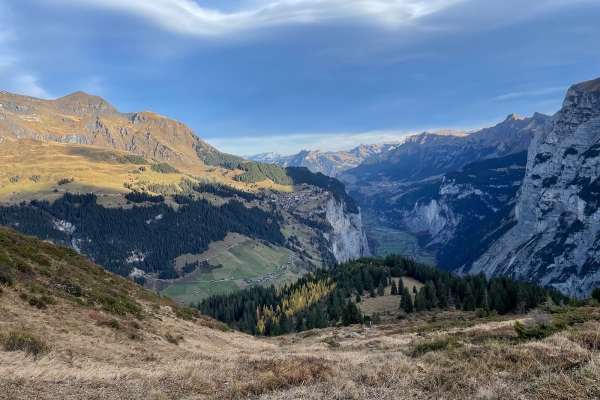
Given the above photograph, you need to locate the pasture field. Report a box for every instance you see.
[163,239,301,304]
[366,223,436,266]
[357,277,424,316]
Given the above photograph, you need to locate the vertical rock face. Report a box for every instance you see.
[460,78,600,297]
[324,198,371,263]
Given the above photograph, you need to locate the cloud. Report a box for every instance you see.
[0,12,52,98]
[492,86,567,102]
[205,129,422,155]
[53,0,467,36]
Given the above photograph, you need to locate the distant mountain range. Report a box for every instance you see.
[245,142,401,177]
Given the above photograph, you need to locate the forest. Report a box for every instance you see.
[197,254,570,336]
[0,191,284,277]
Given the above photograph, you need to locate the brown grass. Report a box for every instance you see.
[2,289,599,400]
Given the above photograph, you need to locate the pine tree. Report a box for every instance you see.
[413,285,417,294]
[342,301,363,326]
[279,313,291,334]
[414,289,426,312]
[377,281,385,296]
[356,293,362,303]
[462,285,476,311]
[390,280,398,295]
[400,287,413,313]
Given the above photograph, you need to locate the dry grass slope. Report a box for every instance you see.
[1,228,600,399]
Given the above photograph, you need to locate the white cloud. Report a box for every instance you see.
[54,0,467,36]
[9,74,52,98]
[493,86,567,102]
[205,129,418,155]
[0,37,51,97]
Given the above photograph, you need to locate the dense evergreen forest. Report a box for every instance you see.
[197,255,569,336]
[0,192,284,277]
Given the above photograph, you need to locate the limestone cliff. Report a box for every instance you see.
[458,77,600,297]
[323,197,371,263]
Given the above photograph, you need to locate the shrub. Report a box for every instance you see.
[171,305,198,321]
[592,288,600,303]
[1,328,49,357]
[165,333,182,345]
[29,175,41,182]
[57,178,75,185]
[108,319,122,330]
[411,339,461,357]
[9,176,19,183]
[129,333,142,341]
[0,268,14,286]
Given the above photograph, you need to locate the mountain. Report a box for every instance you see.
[0,91,215,167]
[338,114,547,264]
[440,77,600,297]
[343,116,548,184]
[243,151,287,163]
[275,142,401,177]
[0,91,370,303]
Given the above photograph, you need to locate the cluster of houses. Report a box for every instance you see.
[268,187,322,209]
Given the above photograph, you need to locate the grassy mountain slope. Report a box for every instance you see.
[2,226,600,399]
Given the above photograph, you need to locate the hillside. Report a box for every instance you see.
[2,226,600,399]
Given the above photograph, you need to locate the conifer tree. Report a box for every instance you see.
[400,287,414,313]
[356,293,361,303]
[390,280,398,295]
[414,288,426,312]
[462,285,476,311]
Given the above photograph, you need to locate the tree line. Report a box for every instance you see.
[197,254,569,336]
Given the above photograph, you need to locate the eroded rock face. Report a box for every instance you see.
[461,78,600,297]
[324,198,371,263]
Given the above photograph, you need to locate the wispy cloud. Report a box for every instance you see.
[0,11,51,98]
[492,86,567,102]
[54,0,467,36]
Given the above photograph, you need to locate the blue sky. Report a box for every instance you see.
[1,0,599,155]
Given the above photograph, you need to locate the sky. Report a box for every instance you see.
[0,0,599,156]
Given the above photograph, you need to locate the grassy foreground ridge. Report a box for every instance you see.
[1,226,600,399]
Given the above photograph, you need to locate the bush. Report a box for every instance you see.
[592,288,600,303]
[29,175,41,182]
[411,339,461,357]
[57,178,75,185]
[108,319,122,330]
[1,328,49,357]
[0,268,14,286]
[165,333,182,345]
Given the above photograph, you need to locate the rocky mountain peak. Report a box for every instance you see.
[54,91,119,116]
[504,113,524,122]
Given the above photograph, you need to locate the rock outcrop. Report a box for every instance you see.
[324,197,371,262]
[456,77,600,297]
